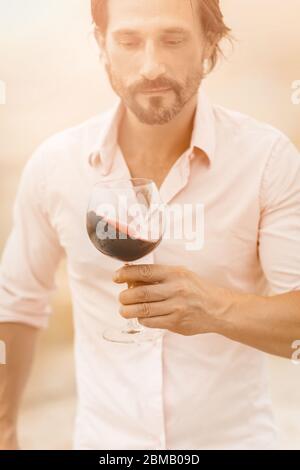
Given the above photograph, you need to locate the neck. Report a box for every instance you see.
[119,94,198,163]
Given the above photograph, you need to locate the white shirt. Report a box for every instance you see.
[1,90,300,449]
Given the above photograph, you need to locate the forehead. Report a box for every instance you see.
[107,0,201,33]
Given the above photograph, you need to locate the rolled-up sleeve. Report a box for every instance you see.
[0,147,64,328]
[258,134,300,294]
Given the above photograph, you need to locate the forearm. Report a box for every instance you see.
[216,290,300,359]
[0,322,39,449]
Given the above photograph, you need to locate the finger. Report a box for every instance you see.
[119,283,172,305]
[138,314,174,330]
[114,264,174,284]
[120,299,174,319]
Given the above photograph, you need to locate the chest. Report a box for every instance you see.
[48,159,262,292]
[124,156,178,190]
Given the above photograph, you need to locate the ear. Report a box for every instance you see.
[94,27,109,65]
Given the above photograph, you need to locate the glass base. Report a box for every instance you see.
[102,326,164,344]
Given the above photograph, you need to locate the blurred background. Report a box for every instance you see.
[0,0,300,449]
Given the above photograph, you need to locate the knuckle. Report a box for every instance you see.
[173,302,183,315]
[179,281,189,297]
[172,265,187,279]
[173,281,188,297]
[142,302,152,317]
[140,286,151,302]
[139,264,153,281]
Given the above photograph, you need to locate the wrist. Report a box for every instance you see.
[212,287,253,335]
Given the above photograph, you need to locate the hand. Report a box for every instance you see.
[113,264,234,336]
[0,427,19,450]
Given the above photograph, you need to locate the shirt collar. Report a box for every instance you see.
[88,100,124,175]
[88,88,216,172]
[190,88,216,164]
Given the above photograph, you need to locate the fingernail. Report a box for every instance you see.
[113,270,121,282]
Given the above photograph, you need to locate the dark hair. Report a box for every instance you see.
[91,0,231,74]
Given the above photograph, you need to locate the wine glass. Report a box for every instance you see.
[86,178,165,344]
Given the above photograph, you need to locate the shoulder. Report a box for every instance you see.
[212,103,300,167]
[31,109,113,165]
[18,108,115,199]
[213,104,290,146]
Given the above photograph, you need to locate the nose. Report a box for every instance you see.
[140,41,166,81]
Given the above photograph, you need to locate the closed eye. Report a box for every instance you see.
[118,39,141,48]
[164,39,185,46]
[162,34,187,47]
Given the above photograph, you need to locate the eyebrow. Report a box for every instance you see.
[113,27,190,36]
[162,28,190,34]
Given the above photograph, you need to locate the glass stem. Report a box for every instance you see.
[127,316,143,334]
[124,262,144,334]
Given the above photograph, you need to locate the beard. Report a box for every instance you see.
[105,63,203,125]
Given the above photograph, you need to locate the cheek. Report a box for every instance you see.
[166,47,204,78]
[186,47,203,69]
[109,51,141,81]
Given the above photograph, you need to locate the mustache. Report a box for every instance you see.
[130,77,181,93]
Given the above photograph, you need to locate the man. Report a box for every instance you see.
[0,0,300,450]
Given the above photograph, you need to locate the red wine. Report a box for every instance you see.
[87,211,161,262]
